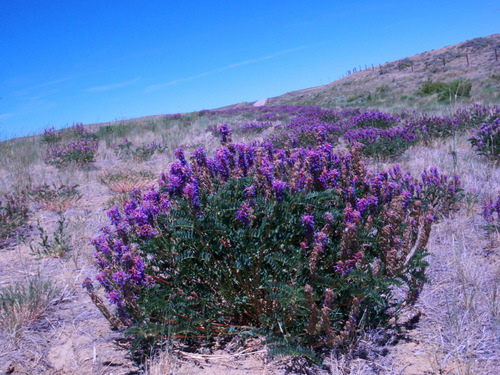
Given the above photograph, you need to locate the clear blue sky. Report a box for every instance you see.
[0,1,498,139]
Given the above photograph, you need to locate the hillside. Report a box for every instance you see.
[266,33,500,111]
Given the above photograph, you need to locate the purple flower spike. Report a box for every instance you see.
[272,180,287,201]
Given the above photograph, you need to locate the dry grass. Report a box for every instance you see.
[389,133,500,375]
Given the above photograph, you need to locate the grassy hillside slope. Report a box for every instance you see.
[267,34,500,112]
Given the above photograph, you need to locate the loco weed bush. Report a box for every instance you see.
[44,137,99,168]
[482,192,500,232]
[85,125,460,359]
[344,126,418,160]
[41,127,62,144]
[469,118,500,161]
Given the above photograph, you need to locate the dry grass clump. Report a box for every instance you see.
[0,275,60,340]
[99,169,156,193]
[28,183,82,212]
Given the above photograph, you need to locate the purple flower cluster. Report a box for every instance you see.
[482,192,500,226]
[469,117,500,161]
[235,121,273,134]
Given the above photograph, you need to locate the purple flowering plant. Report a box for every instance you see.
[85,122,461,359]
[469,117,500,162]
[43,123,99,169]
[482,192,500,232]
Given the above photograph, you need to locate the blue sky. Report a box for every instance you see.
[0,1,498,139]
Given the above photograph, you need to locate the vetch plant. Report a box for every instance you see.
[344,125,418,160]
[469,118,500,162]
[85,124,460,361]
[41,127,62,144]
[482,192,500,232]
[29,214,72,258]
[44,137,99,168]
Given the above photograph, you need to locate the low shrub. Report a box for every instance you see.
[438,79,472,102]
[418,80,447,96]
[133,141,168,161]
[29,214,72,259]
[84,125,460,360]
[418,79,472,102]
[469,118,500,161]
[482,192,500,232]
[112,139,167,161]
[344,126,417,160]
[44,137,99,168]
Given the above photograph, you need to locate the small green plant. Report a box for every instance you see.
[29,183,82,212]
[418,79,472,102]
[418,80,448,96]
[0,276,59,339]
[438,79,472,102]
[29,214,72,258]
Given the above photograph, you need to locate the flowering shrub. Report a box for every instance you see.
[409,115,456,145]
[347,110,400,129]
[344,125,417,160]
[234,121,273,135]
[70,123,98,140]
[453,104,500,130]
[469,118,500,161]
[85,124,460,359]
[270,116,342,148]
[41,127,62,144]
[482,192,500,232]
[44,137,99,168]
